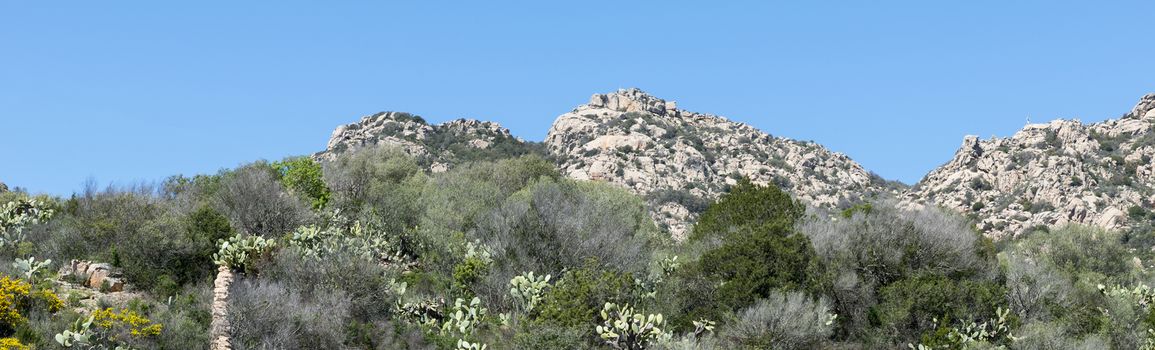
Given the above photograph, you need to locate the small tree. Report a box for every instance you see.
[677,179,824,327]
[272,157,331,210]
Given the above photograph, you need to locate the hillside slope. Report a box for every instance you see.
[317,111,539,171]
[318,89,898,240]
[544,89,898,239]
[909,94,1155,237]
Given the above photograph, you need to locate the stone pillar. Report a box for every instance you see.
[210,265,234,350]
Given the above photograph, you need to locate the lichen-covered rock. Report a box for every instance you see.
[909,94,1155,238]
[546,88,899,240]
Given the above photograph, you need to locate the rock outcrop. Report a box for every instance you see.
[316,89,1155,240]
[58,260,126,292]
[910,94,1155,238]
[545,89,899,239]
[317,112,537,172]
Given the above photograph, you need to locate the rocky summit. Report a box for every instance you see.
[909,94,1155,238]
[544,88,898,239]
[317,89,1155,240]
[320,89,899,240]
[317,111,536,172]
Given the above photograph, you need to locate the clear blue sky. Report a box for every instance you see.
[3,1,1153,195]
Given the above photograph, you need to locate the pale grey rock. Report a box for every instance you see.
[546,88,897,240]
[909,94,1155,238]
[317,112,529,170]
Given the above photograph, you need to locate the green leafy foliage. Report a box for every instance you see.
[690,178,804,241]
[674,179,824,330]
[874,274,1006,343]
[271,156,331,210]
[797,200,998,342]
[15,135,1155,349]
[537,262,639,328]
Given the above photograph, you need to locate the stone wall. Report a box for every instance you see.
[210,266,234,350]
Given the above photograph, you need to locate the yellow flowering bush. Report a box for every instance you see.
[0,337,29,350]
[91,308,163,339]
[0,277,31,328]
[2,275,62,338]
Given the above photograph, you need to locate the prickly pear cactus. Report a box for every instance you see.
[595,302,670,350]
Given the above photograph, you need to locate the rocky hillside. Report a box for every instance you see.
[544,89,899,239]
[909,94,1155,238]
[317,111,539,171]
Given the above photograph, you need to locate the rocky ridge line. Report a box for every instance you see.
[909,94,1155,237]
[544,88,898,239]
[318,112,531,172]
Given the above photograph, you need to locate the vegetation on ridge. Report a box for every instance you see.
[1,143,1154,349]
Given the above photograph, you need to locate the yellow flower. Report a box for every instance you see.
[0,337,29,350]
[0,275,62,330]
[91,307,163,338]
[34,289,63,313]
[0,277,32,327]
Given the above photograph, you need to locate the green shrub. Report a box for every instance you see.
[690,178,804,241]
[1010,226,1132,279]
[537,261,638,328]
[1129,206,1152,221]
[797,200,996,340]
[474,178,659,308]
[676,180,824,329]
[120,213,224,293]
[323,146,426,235]
[873,274,1005,343]
[695,225,824,314]
[511,322,591,349]
[272,157,331,210]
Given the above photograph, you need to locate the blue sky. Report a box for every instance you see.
[2,1,1153,195]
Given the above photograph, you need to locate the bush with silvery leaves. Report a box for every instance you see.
[722,292,836,350]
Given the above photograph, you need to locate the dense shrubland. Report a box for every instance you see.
[2,145,1155,349]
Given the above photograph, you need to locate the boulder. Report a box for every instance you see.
[60,260,126,292]
[1096,207,1127,230]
